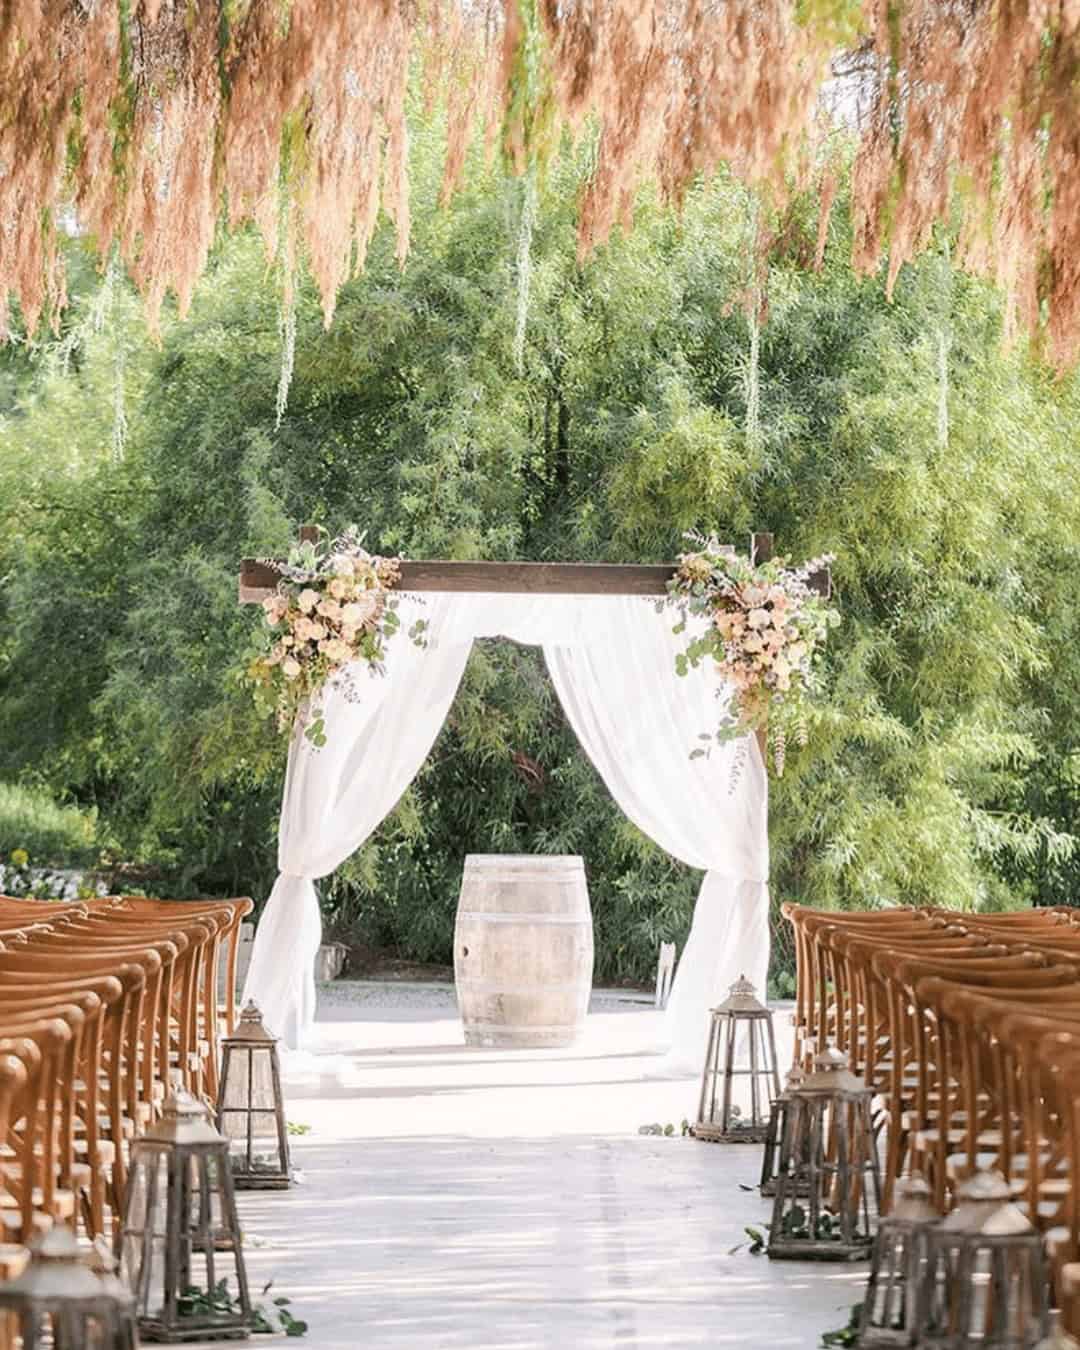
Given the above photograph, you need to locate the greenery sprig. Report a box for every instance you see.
[666,534,839,775]
[178,1278,308,1338]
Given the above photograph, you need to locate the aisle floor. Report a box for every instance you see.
[216,983,867,1349]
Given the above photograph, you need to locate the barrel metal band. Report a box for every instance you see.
[456,911,588,925]
[465,1022,583,1035]
[457,979,587,994]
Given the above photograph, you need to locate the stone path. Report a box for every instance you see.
[217,982,867,1349]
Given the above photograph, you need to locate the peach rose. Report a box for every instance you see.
[317,598,342,621]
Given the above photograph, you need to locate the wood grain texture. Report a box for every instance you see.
[238,536,831,602]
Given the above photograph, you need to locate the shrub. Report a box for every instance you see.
[0,782,98,868]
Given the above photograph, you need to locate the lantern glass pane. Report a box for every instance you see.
[221,1047,283,1173]
[121,1149,171,1317]
[176,1151,248,1320]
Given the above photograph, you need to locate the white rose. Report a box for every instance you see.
[297,588,320,614]
[747,608,770,629]
[282,658,301,679]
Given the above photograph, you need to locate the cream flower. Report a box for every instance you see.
[747,608,770,629]
[328,577,349,600]
[324,638,350,663]
[262,595,286,626]
[317,598,342,621]
[308,621,327,642]
[297,588,320,614]
[282,658,301,679]
[342,594,379,625]
[743,633,764,653]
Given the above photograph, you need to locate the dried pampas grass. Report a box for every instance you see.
[4,0,1080,363]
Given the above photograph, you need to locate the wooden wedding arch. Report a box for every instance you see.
[238,531,832,604]
[239,529,831,765]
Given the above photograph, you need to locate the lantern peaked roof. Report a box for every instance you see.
[714,974,769,1016]
[141,1089,227,1148]
[5,3,1080,364]
[0,1225,112,1305]
[1035,1321,1080,1350]
[796,1044,870,1097]
[943,1169,1035,1236]
[224,999,279,1045]
[885,1175,940,1226]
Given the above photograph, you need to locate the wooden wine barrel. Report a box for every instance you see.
[454,854,594,1049]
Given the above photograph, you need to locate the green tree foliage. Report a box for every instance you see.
[0,124,1078,984]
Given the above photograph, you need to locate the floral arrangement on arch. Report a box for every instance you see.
[667,536,839,775]
[249,528,425,748]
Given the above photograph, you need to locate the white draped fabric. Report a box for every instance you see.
[243,591,770,1067]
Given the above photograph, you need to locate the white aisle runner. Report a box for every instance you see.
[204,984,857,1350]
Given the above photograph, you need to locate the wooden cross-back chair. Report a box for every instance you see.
[0,892,253,1248]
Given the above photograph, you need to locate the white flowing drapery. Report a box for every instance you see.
[243,591,770,1068]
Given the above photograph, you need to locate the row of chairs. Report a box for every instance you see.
[0,893,251,1253]
[782,902,1080,1332]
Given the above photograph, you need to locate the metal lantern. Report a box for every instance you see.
[856,1175,941,1347]
[759,1064,806,1197]
[692,975,780,1143]
[768,1044,882,1261]
[1034,1320,1080,1350]
[0,1225,136,1349]
[88,1239,139,1350]
[119,1090,252,1343]
[919,1170,1049,1350]
[216,1001,291,1190]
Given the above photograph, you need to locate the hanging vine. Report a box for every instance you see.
[744,196,764,456]
[935,241,953,452]
[513,164,538,375]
